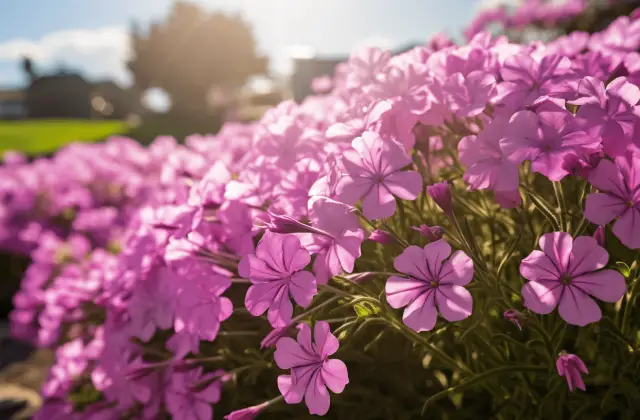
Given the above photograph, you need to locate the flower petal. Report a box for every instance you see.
[383,171,423,200]
[521,280,563,314]
[362,184,396,219]
[314,321,340,359]
[289,271,317,308]
[321,359,349,394]
[584,193,627,226]
[283,235,311,273]
[572,269,627,303]
[567,236,609,276]
[613,207,640,249]
[274,338,316,369]
[402,290,437,332]
[436,285,473,322]
[438,251,474,285]
[539,232,573,273]
[385,276,428,309]
[305,371,331,416]
[424,240,452,280]
[558,286,602,326]
[393,246,430,280]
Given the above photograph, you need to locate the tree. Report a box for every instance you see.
[127,1,268,120]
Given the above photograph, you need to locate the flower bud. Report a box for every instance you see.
[593,226,605,247]
[503,309,523,330]
[426,181,453,216]
[556,351,588,392]
[411,225,444,242]
[369,229,396,244]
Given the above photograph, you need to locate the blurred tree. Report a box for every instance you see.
[128,1,268,121]
[22,57,36,82]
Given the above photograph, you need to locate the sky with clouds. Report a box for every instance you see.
[0,0,492,89]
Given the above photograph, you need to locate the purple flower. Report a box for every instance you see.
[426,181,453,216]
[584,152,640,249]
[444,71,497,118]
[556,352,588,392]
[572,76,640,158]
[337,131,422,220]
[274,322,349,416]
[411,224,444,242]
[165,367,223,420]
[520,232,626,326]
[501,100,599,181]
[458,116,519,192]
[385,240,474,332]
[239,232,317,328]
[494,53,573,111]
[171,272,233,356]
[296,197,365,284]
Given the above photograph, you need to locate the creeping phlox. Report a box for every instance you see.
[2,3,640,419]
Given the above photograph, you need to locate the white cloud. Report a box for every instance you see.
[0,26,131,85]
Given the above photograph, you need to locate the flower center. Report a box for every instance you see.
[627,200,634,208]
[375,175,385,184]
[429,280,439,288]
[559,274,573,285]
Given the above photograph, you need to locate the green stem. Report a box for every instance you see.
[420,365,547,415]
[621,276,640,336]
[553,181,567,232]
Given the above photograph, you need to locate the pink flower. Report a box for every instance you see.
[584,152,640,249]
[297,197,365,284]
[239,232,317,328]
[520,232,627,326]
[274,322,349,416]
[311,75,333,94]
[385,240,474,332]
[556,352,589,392]
[165,367,223,420]
[337,131,422,219]
[572,77,640,158]
[444,71,497,118]
[458,116,519,192]
[494,53,573,111]
[501,100,599,181]
[171,272,233,356]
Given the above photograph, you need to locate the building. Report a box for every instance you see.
[25,72,93,119]
[0,74,139,121]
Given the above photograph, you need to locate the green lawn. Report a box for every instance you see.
[0,120,128,156]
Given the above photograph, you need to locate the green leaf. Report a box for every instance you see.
[353,301,380,318]
[616,261,631,278]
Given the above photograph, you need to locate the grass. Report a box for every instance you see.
[0,119,128,156]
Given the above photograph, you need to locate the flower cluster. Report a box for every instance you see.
[2,6,640,419]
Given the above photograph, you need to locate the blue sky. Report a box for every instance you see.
[0,0,486,89]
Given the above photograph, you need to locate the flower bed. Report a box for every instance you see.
[2,6,640,420]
